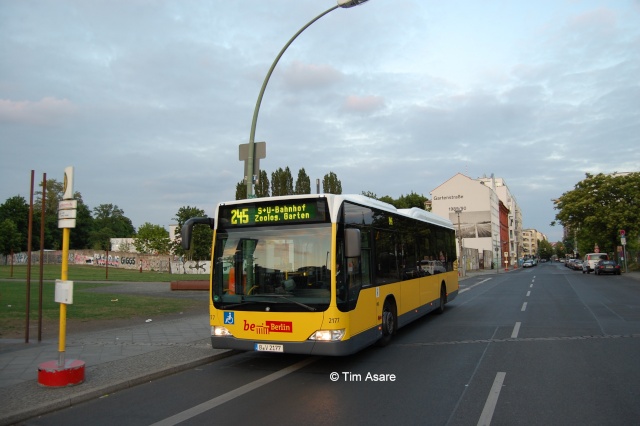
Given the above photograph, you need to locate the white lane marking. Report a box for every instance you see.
[460,278,492,294]
[530,284,533,288]
[151,357,318,426]
[477,372,507,426]
[521,302,527,312]
[526,291,531,297]
[511,322,521,339]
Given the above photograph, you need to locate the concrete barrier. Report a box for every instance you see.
[170,280,209,291]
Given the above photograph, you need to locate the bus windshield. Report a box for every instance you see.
[212,223,333,312]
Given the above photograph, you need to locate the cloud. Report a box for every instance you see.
[0,97,76,125]
[279,61,343,90]
[342,95,385,113]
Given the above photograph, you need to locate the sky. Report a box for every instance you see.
[1,0,639,243]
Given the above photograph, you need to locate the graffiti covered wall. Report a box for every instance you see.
[3,250,210,274]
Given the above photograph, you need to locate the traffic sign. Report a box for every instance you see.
[58,198,77,228]
[59,200,77,210]
[239,141,266,181]
[58,219,77,228]
[58,209,77,219]
[620,229,625,236]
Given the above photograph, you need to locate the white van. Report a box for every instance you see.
[582,253,609,274]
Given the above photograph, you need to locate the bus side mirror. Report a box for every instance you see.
[181,217,214,250]
[344,228,361,258]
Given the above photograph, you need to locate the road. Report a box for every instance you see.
[25,262,640,425]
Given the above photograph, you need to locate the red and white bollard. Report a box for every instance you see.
[38,359,85,387]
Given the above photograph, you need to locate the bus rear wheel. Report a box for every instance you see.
[436,284,446,315]
[377,300,397,347]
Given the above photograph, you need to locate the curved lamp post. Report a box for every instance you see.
[245,0,370,197]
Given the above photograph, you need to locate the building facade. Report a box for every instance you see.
[431,173,522,268]
[477,176,523,266]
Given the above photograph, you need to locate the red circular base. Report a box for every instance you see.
[38,360,86,387]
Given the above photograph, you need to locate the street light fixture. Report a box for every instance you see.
[452,207,464,277]
[245,0,370,197]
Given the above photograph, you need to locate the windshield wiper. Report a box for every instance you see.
[251,294,317,311]
[219,301,262,309]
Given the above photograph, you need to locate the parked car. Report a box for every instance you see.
[419,260,447,275]
[582,253,609,274]
[594,260,621,275]
[572,259,584,271]
[522,259,534,268]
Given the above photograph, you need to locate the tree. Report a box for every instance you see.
[235,181,247,200]
[19,178,92,250]
[323,171,342,194]
[294,168,311,195]
[537,239,553,260]
[562,235,577,258]
[90,204,135,250]
[255,170,270,198]
[361,191,403,208]
[93,204,135,235]
[552,173,640,256]
[35,178,82,216]
[134,223,170,255]
[0,219,22,257]
[69,201,94,249]
[171,206,212,262]
[395,192,429,209]
[271,167,294,196]
[554,241,566,259]
[91,227,113,251]
[0,196,29,251]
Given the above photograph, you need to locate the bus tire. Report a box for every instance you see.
[377,299,397,347]
[436,283,446,315]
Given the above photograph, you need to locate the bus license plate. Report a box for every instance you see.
[255,343,283,353]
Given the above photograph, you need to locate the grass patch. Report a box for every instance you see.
[0,264,209,282]
[0,278,206,338]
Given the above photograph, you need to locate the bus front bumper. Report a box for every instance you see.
[211,327,380,357]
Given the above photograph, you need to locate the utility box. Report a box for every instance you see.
[55,280,74,304]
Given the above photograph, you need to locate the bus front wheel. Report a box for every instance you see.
[378,300,397,347]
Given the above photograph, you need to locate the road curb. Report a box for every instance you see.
[0,341,234,426]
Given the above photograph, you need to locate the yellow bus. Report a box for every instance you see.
[181,194,458,356]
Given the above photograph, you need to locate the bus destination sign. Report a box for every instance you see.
[221,199,327,227]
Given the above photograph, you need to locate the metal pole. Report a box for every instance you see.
[453,208,464,277]
[246,5,340,197]
[58,227,70,367]
[38,173,46,342]
[25,170,34,343]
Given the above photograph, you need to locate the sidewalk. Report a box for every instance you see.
[0,298,232,426]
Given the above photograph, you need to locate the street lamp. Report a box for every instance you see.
[245,0,370,197]
[452,207,464,277]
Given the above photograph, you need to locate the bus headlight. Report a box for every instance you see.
[212,326,232,337]
[308,329,345,341]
